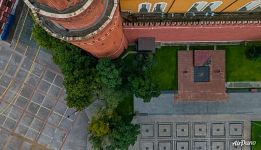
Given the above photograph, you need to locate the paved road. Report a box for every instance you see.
[134,92,261,115]
[0,6,88,150]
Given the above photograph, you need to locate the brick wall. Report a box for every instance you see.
[123,22,261,43]
[71,6,128,58]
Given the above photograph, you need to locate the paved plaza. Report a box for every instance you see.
[0,6,88,150]
[133,93,261,150]
[131,115,259,150]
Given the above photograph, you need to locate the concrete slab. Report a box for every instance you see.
[158,123,172,137]
[211,141,226,150]
[194,141,207,150]
[176,123,190,137]
[140,141,154,150]
[176,141,190,150]
[141,124,154,138]
[158,141,172,150]
[229,123,243,137]
[211,123,225,137]
[194,123,207,137]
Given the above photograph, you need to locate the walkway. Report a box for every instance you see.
[0,7,88,150]
[131,114,259,150]
[134,92,261,115]
[133,92,261,150]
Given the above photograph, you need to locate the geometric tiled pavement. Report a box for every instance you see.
[0,6,88,150]
[138,121,245,150]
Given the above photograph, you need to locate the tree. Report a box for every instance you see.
[89,112,140,150]
[107,119,140,150]
[33,24,98,110]
[96,58,122,88]
[89,117,110,137]
[127,54,160,102]
[130,76,160,102]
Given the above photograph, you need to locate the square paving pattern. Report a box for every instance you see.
[158,141,172,150]
[229,123,243,136]
[158,123,172,137]
[0,6,88,150]
[211,141,226,150]
[211,123,226,137]
[176,50,227,101]
[140,141,154,150]
[194,123,207,137]
[141,124,154,138]
[138,121,245,150]
[176,141,190,150]
[176,123,189,137]
[194,141,207,150]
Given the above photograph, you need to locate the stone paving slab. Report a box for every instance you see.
[0,5,88,150]
[131,115,255,150]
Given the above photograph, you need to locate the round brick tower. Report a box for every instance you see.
[24,0,128,58]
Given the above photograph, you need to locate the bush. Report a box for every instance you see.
[246,46,261,60]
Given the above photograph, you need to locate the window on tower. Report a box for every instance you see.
[153,2,167,13]
[202,1,223,12]
[138,3,151,13]
[238,1,261,11]
[188,1,208,12]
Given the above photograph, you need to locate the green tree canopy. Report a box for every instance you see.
[96,58,122,88]
[33,24,98,110]
[89,117,110,137]
[130,76,160,102]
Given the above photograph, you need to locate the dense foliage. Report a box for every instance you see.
[126,54,161,101]
[33,24,160,149]
[96,58,122,88]
[33,24,98,110]
[89,108,140,150]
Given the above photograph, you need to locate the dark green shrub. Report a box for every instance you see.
[246,46,261,60]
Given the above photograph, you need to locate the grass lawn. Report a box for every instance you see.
[225,45,261,81]
[121,44,261,91]
[251,121,261,150]
[151,46,179,90]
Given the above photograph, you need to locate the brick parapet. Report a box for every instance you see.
[123,22,261,44]
[123,20,261,27]
[28,0,127,58]
[32,0,119,42]
[24,0,93,18]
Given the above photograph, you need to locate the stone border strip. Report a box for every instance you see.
[226,82,261,88]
